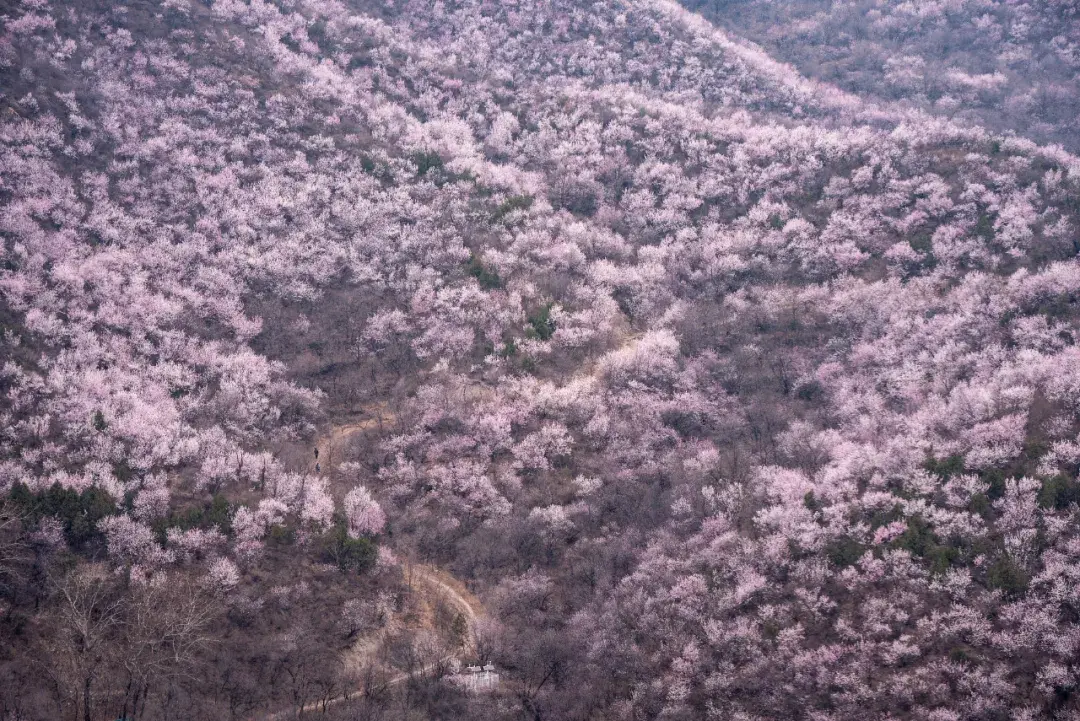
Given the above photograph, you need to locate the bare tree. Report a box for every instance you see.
[0,505,29,607]
[44,565,124,721]
[118,573,220,720]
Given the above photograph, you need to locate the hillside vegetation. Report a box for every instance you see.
[2,0,1080,719]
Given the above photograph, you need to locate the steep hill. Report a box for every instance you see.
[2,1,1080,719]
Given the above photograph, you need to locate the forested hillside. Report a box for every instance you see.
[2,1,1080,719]
[685,0,1080,151]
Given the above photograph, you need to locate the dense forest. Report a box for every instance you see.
[2,0,1080,719]
[685,0,1080,151]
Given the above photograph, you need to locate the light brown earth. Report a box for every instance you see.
[261,415,487,719]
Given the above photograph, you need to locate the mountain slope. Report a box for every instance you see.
[2,1,1080,719]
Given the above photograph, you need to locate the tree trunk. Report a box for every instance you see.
[119,677,132,721]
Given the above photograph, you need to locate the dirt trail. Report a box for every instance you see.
[261,561,487,720]
[409,564,484,657]
[411,564,482,623]
[259,419,487,719]
[314,413,483,628]
[313,403,392,477]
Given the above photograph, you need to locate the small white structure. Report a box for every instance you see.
[450,664,500,693]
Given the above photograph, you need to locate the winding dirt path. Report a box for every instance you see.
[260,419,487,719]
[411,564,482,623]
[312,404,391,477]
[409,564,484,657]
[261,562,486,720]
